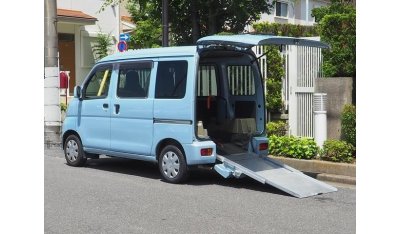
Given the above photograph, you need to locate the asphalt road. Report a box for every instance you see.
[45,148,356,234]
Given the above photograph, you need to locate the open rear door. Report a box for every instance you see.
[197,34,329,49]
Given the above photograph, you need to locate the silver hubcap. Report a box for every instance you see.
[66,139,79,162]
[161,151,180,178]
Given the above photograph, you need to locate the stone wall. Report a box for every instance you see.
[315,77,354,140]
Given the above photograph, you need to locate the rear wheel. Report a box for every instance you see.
[64,135,87,167]
[158,145,188,183]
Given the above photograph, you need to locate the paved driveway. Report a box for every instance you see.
[45,149,355,234]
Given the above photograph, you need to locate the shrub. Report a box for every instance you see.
[268,135,318,160]
[266,121,287,137]
[60,103,67,112]
[93,32,113,60]
[320,140,354,163]
[252,22,318,37]
[264,46,284,112]
[341,104,356,147]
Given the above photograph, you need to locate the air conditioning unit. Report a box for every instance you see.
[314,93,327,147]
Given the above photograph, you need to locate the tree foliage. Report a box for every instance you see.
[264,46,285,112]
[102,0,274,47]
[311,0,355,23]
[312,0,356,77]
[93,32,113,60]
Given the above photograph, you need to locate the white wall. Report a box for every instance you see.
[257,0,330,27]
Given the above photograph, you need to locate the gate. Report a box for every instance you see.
[253,42,323,137]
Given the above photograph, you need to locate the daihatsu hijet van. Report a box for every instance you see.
[62,35,336,198]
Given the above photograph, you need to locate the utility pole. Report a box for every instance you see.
[44,0,61,146]
[162,0,169,47]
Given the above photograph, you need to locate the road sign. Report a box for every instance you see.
[117,41,128,52]
[119,33,130,42]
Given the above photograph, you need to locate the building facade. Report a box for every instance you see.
[57,0,134,96]
[256,0,330,27]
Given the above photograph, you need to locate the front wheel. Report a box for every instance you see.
[158,145,189,183]
[64,135,87,167]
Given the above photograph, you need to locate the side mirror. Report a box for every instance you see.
[74,86,83,100]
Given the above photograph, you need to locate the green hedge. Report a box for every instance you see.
[320,139,354,163]
[268,135,318,160]
[252,22,318,37]
[266,121,287,137]
[341,104,356,147]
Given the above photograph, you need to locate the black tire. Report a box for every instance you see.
[158,145,189,183]
[64,135,87,167]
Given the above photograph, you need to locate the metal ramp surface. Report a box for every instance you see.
[214,153,337,198]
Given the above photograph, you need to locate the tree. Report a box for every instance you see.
[312,0,356,77]
[101,0,274,46]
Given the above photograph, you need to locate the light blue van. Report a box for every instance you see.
[62,35,336,197]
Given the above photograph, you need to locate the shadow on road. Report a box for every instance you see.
[82,156,291,197]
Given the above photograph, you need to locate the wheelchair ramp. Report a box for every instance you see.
[214,153,337,198]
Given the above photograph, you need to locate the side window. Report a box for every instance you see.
[227,65,256,96]
[155,61,188,99]
[197,65,218,97]
[117,62,152,98]
[84,65,112,99]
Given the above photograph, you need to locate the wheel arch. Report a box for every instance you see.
[62,130,82,150]
[155,138,186,161]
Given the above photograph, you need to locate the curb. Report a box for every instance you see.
[269,156,356,185]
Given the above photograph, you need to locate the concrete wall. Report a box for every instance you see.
[315,77,353,140]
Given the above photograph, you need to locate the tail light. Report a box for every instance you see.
[259,142,268,151]
[200,148,213,156]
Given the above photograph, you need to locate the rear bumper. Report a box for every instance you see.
[182,140,217,165]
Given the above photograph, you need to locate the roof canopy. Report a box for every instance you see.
[57,9,97,25]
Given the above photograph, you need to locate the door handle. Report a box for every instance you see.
[103,103,109,109]
[115,104,120,114]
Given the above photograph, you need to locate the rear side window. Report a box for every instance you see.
[227,65,256,96]
[84,65,112,99]
[155,61,188,99]
[197,65,218,97]
[117,62,152,98]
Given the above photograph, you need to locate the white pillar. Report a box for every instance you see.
[306,0,309,23]
[44,66,61,144]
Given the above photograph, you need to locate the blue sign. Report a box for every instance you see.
[119,33,130,42]
[117,41,128,52]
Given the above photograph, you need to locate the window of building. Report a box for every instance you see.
[227,65,255,96]
[275,1,288,18]
[84,65,112,99]
[117,62,152,98]
[197,65,218,97]
[155,61,188,99]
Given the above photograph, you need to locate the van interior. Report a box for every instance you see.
[196,49,264,155]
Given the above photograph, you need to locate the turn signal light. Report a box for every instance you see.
[200,148,213,156]
[259,143,268,151]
